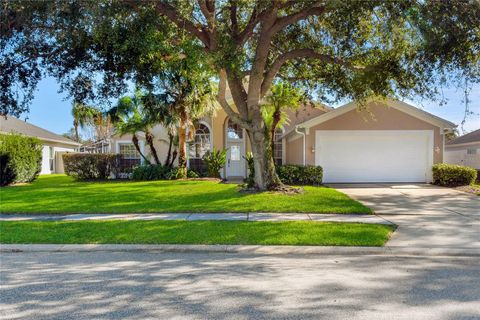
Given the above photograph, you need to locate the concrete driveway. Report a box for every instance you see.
[332,184,480,250]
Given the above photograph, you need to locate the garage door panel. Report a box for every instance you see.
[315,130,433,183]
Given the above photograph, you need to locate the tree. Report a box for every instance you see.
[143,62,217,178]
[108,91,158,165]
[2,1,480,189]
[71,103,98,142]
[262,82,303,157]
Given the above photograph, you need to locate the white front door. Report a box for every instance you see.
[315,130,434,183]
[226,142,245,177]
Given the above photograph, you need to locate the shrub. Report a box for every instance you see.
[187,169,200,178]
[203,148,227,179]
[0,154,15,186]
[63,153,121,180]
[243,152,255,188]
[276,165,323,185]
[131,164,171,180]
[0,133,42,186]
[432,163,477,187]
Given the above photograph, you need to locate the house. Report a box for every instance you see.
[0,116,81,174]
[445,129,480,169]
[107,98,455,183]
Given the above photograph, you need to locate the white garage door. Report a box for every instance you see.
[315,130,434,183]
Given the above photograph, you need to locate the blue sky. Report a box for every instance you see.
[22,76,480,136]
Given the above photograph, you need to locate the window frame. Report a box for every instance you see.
[118,142,141,160]
[189,122,212,159]
[273,128,284,166]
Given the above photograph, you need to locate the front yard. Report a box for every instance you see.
[0,220,394,246]
[0,175,372,214]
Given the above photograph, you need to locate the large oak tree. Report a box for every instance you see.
[1,0,479,190]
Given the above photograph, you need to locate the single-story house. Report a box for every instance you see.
[107,98,455,183]
[445,129,480,169]
[0,116,81,174]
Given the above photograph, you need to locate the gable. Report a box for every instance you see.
[296,99,455,132]
[316,101,440,131]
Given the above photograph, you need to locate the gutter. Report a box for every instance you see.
[295,125,306,166]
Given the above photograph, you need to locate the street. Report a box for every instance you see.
[1,251,479,320]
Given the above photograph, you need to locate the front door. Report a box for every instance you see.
[226,142,245,178]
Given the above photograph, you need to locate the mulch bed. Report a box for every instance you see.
[455,185,480,196]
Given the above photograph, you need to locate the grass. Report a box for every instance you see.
[0,220,394,246]
[0,175,372,214]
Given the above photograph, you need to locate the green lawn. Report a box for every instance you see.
[0,220,394,246]
[0,175,372,214]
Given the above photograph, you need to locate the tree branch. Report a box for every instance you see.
[218,69,253,131]
[261,49,369,96]
[198,0,215,29]
[270,4,326,34]
[236,5,271,45]
[154,1,211,49]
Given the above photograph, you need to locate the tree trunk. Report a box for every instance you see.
[165,133,174,167]
[132,134,150,165]
[177,121,187,178]
[73,121,79,142]
[145,131,160,164]
[247,128,282,190]
[170,149,178,167]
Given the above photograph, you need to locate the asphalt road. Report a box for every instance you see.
[1,252,479,320]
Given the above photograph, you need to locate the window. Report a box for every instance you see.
[119,143,140,159]
[227,119,243,140]
[467,148,477,155]
[273,129,283,165]
[189,123,211,159]
[49,147,54,172]
[230,145,240,161]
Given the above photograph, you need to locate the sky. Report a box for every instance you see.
[20,76,480,136]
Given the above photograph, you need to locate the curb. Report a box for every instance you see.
[1,244,479,257]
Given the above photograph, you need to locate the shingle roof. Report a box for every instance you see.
[446,129,480,146]
[0,115,81,146]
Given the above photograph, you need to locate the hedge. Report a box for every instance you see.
[432,163,477,187]
[131,164,199,180]
[63,153,122,180]
[0,133,42,186]
[276,165,323,185]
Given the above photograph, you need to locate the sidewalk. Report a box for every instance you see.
[0,213,393,224]
[2,244,479,257]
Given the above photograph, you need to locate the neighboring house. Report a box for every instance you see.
[108,98,455,183]
[0,116,81,174]
[445,129,480,169]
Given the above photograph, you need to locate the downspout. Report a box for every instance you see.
[295,125,306,166]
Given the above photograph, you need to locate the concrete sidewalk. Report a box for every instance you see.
[2,243,479,257]
[0,212,393,224]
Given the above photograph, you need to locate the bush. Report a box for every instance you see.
[0,154,15,186]
[187,169,200,178]
[432,163,477,187]
[63,153,122,180]
[243,152,255,188]
[203,148,227,178]
[0,133,42,186]
[276,165,323,185]
[131,164,171,180]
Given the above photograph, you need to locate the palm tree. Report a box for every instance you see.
[108,91,160,164]
[262,82,302,156]
[149,68,217,178]
[71,102,98,142]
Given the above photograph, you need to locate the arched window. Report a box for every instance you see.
[227,119,243,140]
[189,123,211,159]
[273,128,283,165]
